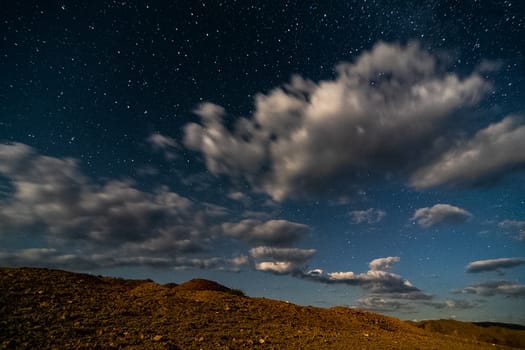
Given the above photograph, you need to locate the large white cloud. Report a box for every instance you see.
[411,116,525,188]
[183,41,491,200]
[411,204,472,227]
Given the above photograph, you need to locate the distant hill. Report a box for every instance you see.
[1,267,524,349]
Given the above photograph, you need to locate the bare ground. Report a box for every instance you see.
[1,267,524,349]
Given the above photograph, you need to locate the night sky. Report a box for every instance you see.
[1,1,524,323]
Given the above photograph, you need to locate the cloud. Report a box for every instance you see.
[411,116,525,189]
[0,142,277,271]
[305,256,427,296]
[223,219,309,246]
[183,41,490,200]
[411,204,472,227]
[350,208,386,224]
[368,256,399,271]
[466,257,525,273]
[147,133,178,160]
[455,281,525,298]
[249,246,316,274]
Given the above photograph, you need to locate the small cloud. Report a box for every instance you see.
[350,208,386,224]
[466,257,525,273]
[411,204,472,227]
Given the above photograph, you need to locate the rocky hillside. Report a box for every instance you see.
[1,267,524,349]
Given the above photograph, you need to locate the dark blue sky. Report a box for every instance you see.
[1,1,524,323]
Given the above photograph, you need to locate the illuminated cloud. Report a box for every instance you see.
[305,256,426,296]
[411,204,472,227]
[183,41,490,200]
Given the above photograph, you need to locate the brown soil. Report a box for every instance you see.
[1,267,524,349]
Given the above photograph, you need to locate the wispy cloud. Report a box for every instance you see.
[424,299,478,310]
[147,133,178,160]
[350,208,386,224]
[455,281,525,298]
[411,204,472,227]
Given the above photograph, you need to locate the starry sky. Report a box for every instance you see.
[1,1,524,323]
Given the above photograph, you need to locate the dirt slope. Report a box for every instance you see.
[1,267,523,349]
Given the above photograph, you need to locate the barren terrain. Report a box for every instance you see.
[1,267,524,349]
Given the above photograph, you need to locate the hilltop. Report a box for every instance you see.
[1,267,524,349]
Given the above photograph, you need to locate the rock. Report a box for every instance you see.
[153,335,163,341]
